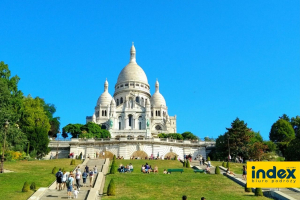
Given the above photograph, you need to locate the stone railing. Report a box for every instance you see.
[68,138,216,147]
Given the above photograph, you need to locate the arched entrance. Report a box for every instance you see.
[164,152,177,160]
[99,151,114,160]
[131,150,148,159]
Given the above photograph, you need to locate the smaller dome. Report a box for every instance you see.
[150,80,166,107]
[97,80,112,106]
[110,98,116,105]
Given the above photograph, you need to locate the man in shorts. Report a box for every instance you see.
[55,168,63,190]
[67,173,74,199]
[75,169,82,190]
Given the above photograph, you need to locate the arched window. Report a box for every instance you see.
[105,110,107,116]
[155,125,162,130]
[138,116,142,130]
[118,116,122,130]
[117,99,119,106]
[158,111,161,116]
[151,111,153,117]
[155,110,158,116]
[120,97,123,104]
[101,124,107,129]
[96,111,99,117]
[128,114,133,127]
[102,110,104,116]
[136,96,140,103]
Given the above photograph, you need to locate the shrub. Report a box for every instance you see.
[215,166,220,174]
[276,157,285,161]
[107,179,116,196]
[174,155,177,160]
[245,183,251,192]
[207,156,211,161]
[22,182,30,192]
[183,160,186,167]
[110,163,117,174]
[30,182,36,191]
[222,162,226,167]
[111,160,116,167]
[186,160,190,168]
[78,152,82,160]
[255,188,263,196]
[52,167,57,174]
[113,155,116,161]
[70,159,75,165]
[226,162,230,168]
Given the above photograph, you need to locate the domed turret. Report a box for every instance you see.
[97,79,112,106]
[150,80,166,107]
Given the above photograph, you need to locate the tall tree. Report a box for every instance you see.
[42,102,60,137]
[63,123,83,138]
[181,131,198,140]
[291,116,300,138]
[249,142,268,161]
[285,138,300,161]
[269,119,295,156]
[19,96,51,157]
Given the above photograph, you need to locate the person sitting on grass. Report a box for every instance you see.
[226,167,235,176]
[153,165,158,173]
[163,169,167,174]
[129,163,133,171]
[141,165,146,173]
[205,166,211,174]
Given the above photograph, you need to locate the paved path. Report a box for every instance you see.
[39,159,105,200]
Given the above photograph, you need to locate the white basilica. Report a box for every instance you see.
[86,44,177,138]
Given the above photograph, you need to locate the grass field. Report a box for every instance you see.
[211,161,245,174]
[102,160,269,200]
[0,159,81,200]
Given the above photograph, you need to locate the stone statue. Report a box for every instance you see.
[146,119,150,127]
[109,119,113,128]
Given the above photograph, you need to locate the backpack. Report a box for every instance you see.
[89,171,93,176]
[66,177,71,187]
[56,171,62,178]
[82,172,87,178]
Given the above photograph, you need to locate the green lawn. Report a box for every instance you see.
[102,160,269,200]
[0,159,81,200]
[212,161,245,174]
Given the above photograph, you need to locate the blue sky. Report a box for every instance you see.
[1,1,299,140]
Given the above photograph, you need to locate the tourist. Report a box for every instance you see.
[205,165,211,174]
[94,165,98,174]
[62,171,67,190]
[201,197,206,200]
[242,165,247,180]
[73,188,79,199]
[82,170,87,187]
[50,152,53,159]
[119,164,124,172]
[226,167,235,176]
[75,169,81,190]
[153,165,158,173]
[89,169,94,186]
[199,155,203,165]
[207,159,211,167]
[163,169,167,174]
[56,168,63,190]
[85,165,89,173]
[66,172,74,199]
[141,165,146,173]
[182,195,187,200]
[129,163,133,172]
[125,164,129,172]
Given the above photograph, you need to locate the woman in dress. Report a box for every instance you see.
[242,165,247,180]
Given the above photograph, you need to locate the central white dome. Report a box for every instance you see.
[116,43,149,85]
[117,62,148,84]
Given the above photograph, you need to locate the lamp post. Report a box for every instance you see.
[56,130,60,159]
[0,120,9,173]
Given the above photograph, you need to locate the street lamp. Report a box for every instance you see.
[56,130,60,159]
[0,120,9,173]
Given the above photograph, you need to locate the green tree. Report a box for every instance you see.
[285,138,300,161]
[63,123,83,138]
[42,102,60,137]
[204,136,215,141]
[182,131,198,140]
[19,96,51,157]
[269,119,295,156]
[263,141,277,152]
[249,142,268,161]
[291,116,300,138]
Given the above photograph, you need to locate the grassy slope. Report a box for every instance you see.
[102,160,269,200]
[0,159,80,200]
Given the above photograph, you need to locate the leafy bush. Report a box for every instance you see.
[52,167,57,174]
[207,156,211,161]
[186,160,190,168]
[107,179,116,196]
[222,162,226,167]
[110,163,117,174]
[215,166,220,174]
[30,182,36,191]
[78,152,82,160]
[29,149,37,158]
[174,155,177,160]
[276,157,285,161]
[245,183,251,192]
[113,155,116,161]
[226,162,230,168]
[22,182,30,192]
[70,159,75,165]
[255,188,263,196]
